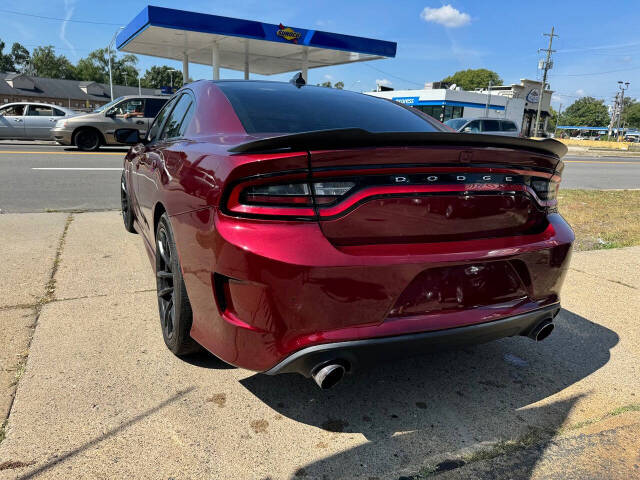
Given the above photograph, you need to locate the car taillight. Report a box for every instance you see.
[226,180,355,219]
[529,179,559,201]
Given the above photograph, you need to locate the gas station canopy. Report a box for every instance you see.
[116,6,397,81]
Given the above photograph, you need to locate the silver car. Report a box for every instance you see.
[51,95,168,151]
[0,102,77,140]
[444,117,521,137]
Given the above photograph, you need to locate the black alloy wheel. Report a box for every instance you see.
[120,172,136,233]
[75,128,101,151]
[155,213,200,355]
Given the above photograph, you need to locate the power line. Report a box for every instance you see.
[551,65,640,77]
[361,63,424,87]
[0,8,123,26]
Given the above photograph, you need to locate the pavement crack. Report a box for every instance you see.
[0,213,73,445]
[570,267,637,290]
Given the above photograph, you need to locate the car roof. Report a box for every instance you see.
[1,102,76,112]
[117,95,168,99]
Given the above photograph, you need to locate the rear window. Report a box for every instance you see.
[145,98,168,118]
[501,120,518,132]
[482,120,501,131]
[217,82,442,134]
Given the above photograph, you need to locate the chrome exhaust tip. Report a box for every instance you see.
[528,320,554,342]
[311,363,346,389]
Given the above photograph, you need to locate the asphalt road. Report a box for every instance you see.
[0,143,638,213]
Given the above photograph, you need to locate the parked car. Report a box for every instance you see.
[444,117,521,137]
[0,102,77,140]
[51,95,168,151]
[118,80,573,389]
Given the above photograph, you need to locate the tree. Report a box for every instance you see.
[140,65,183,89]
[75,48,138,85]
[316,80,344,89]
[0,39,15,72]
[441,69,502,91]
[560,97,610,127]
[623,102,640,128]
[11,43,30,73]
[548,105,558,131]
[31,46,75,79]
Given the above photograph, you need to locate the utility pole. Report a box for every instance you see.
[534,26,558,137]
[616,81,630,141]
[608,92,619,138]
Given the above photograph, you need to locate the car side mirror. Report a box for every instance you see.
[105,109,117,118]
[115,128,145,145]
[463,127,472,133]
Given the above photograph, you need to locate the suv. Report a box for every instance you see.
[445,118,521,137]
[51,95,168,151]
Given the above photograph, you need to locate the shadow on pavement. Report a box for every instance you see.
[241,309,618,479]
[62,147,130,153]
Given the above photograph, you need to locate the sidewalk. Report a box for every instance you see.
[1,211,639,479]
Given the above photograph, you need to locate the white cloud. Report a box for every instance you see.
[576,89,585,96]
[420,5,471,28]
[324,74,334,81]
[60,0,77,58]
[376,79,392,86]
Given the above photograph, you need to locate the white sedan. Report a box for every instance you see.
[0,102,78,140]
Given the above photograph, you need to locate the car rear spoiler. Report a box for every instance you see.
[228,128,568,158]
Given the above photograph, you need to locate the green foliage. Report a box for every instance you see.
[622,100,640,128]
[75,48,138,85]
[31,46,75,79]
[559,97,610,127]
[316,80,344,89]
[441,68,502,90]
[10,43,30,72]
[140,65,183,89]
[0,39,16,72]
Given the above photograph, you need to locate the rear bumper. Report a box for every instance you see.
[171,209,574,372]
[266,304,560,376]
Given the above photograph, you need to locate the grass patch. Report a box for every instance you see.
[558,189,640,251]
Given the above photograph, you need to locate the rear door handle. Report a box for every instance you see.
[136,120,144,125]
[14,118,23,122]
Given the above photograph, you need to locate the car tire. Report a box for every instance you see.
[155,213,200,356]
[74,128,101,151]
[120,172,136,234]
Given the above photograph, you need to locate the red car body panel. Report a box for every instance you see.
[124,80,574,373]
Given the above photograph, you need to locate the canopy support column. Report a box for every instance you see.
[301,47,309,82]
[182,53,189,84]
[212,42,220,80]
[244,40,250,80]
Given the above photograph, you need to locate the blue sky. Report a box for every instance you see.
[2,0,639,109]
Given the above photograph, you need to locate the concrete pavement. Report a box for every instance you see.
[0,211,638,479]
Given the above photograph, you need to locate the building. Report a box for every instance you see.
[366,86,526,130]
[0,72,158,111]
[367,78,553,136]
[479,79,552,136]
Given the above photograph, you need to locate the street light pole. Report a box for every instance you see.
[616,81,630,141]
[168,69,177,90]
[108,27,124,101]
[534,26,558,137]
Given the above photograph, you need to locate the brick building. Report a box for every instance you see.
[0,72,158,111]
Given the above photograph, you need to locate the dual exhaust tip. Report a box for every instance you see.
[310,320,555,389]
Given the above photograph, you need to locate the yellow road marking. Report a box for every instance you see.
[565,160,640,164]
[0,150,124,155]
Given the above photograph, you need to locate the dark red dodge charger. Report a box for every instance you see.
[118,79,573,388]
